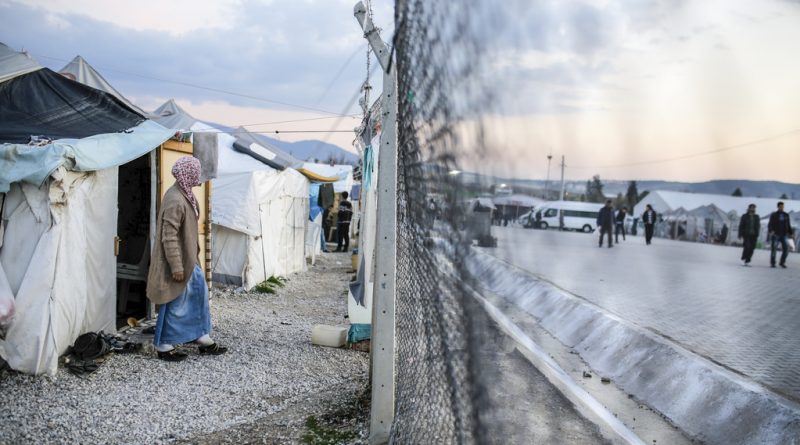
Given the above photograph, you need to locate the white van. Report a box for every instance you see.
[523,201,604,232]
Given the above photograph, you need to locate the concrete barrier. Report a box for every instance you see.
[466,249,800,445]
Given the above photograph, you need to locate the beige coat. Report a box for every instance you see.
[146,185,200,304]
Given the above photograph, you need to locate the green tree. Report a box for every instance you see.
[585,175,605,203]
[732,187,743,197]
[626,181,639,213]
[614,192,625,209]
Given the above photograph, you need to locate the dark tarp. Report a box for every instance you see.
[0,68,144,144]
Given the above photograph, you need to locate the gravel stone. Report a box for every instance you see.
[0,253,369,444]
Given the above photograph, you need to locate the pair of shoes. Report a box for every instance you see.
[198,343,228,356]
[780,264,787,268]
[157,349,188,362]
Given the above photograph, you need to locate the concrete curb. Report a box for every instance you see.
[467,250,800,445]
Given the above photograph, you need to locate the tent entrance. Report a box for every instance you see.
[116,153,152,328]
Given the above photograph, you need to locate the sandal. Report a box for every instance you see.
[157,349,188,362]
[198,343,228,356]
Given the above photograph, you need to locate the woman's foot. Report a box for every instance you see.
[157,349,188,362]
[198,343,228,355]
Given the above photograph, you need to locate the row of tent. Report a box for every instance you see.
[657,204,800,244]
[637,190,800,244]
[0,43,356,375]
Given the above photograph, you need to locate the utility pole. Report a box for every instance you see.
[559,155,566,230]
[354,3,396,444]
[559,155,566,202]
[544,152,553,199]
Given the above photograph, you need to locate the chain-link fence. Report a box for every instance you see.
[390,1,508,442]
[380,0,800,442]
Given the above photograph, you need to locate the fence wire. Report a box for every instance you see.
[385,0,798,443]
[391,1,504,443]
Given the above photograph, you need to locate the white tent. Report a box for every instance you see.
[0,44,173,375]
[636,190,800,216]
[150,100,311,289]
[212,169,309,289]
[58,55,146,115]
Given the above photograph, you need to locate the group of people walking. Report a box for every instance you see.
[596,200,658,248]
[595,198,794,268]
[738,201,794,268]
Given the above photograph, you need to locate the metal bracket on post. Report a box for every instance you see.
[354,2,397,444]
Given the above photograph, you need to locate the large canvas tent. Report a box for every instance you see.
[150,101,311,290]
[0,43,173,375]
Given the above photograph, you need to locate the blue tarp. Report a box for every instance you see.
[0,120,174,193]
[309,182,323,220]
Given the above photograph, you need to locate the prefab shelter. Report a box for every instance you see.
[0,43,174,374]
[150,100,311,290]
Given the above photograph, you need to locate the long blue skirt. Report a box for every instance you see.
[154,264,212,346]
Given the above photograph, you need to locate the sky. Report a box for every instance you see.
[448,0,800,182]
[1,0,798,182]
[0,0,394,151]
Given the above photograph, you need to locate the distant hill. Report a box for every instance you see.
[602,180,800,200]
[264,138,359,165]
[465,174,800,200]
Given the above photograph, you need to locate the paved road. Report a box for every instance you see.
[483,226,800,403]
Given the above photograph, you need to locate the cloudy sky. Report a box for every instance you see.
[0,0,393,151]
[1,0,799,182]
[448,0,800,182]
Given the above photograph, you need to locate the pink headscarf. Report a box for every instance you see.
[171,156,201,218]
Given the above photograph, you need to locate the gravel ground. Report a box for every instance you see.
[0,253,369,445]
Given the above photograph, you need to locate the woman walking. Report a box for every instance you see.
[146,156,227,361]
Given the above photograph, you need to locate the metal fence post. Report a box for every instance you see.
[354,3,397,443]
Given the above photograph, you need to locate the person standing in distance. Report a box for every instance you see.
[335,191,354,253]
[615,206,628,243]
[642,204,657,245]
[738,204,760,266]
[767,201,794,268]
[146,157,227,361]
[597,200,615,248]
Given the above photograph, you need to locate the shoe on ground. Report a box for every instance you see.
[157,349,188,362]
[780,264,787,268]
[199,343,228,356]
[771,264,776,268]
